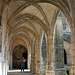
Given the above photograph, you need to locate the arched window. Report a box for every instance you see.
[64,49,67,64]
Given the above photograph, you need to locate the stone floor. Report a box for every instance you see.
[7,69,34,75]
[8,69,30,72]
[8,72,33,75]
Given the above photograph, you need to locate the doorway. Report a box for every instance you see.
[13,45,28,69]
[22,51,28,69]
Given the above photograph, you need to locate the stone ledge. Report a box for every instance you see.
[55,68,66,71]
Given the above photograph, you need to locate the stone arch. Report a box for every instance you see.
[6,0,71,26]
[7,3,49,26]
[8,19,38,36]
[8,21,38,38]
[1,1,72,50]
[9,38,29,69]
[9,38,27,52]
[9,33,31,46]
[52,14,65,74]
[12,45,28,69]
[8,26,38,39]
[52,11,71,75]
[2,1,72,43]
[9,30,31,42]
[8,13,48,33]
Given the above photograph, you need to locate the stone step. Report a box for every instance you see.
[7,72,34,75]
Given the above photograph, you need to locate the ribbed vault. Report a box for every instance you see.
[10,38,27,51]
[1,0,72,61]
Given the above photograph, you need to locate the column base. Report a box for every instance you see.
[36,62,40,75]
[46,69,56,75]
[30,64,36,74]
[40,64,46,75]
[55,68,66,75]
[70,65,75,75]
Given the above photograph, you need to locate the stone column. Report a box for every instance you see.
[32,39,36,74]
[30,40,33,73]
[46,30,54,75]
[0,26,2,52]
[30,39,37,74]
[35,38,40,75]
[4,34,9,75]
[10,51,13,69]
[69,1,75,74]
[0,26,2,75]
[33,40,37,74]
[70,27,75,75]
[28,47,31,69]
[54,22,66,75]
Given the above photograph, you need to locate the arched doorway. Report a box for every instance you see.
[13,45,28,69]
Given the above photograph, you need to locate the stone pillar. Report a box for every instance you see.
[54,21,66,75]
[10,51,13,69]
[0,26,2,52]
[35,38,40,75]
[69,1,75,74]
[4,34,9,75]
[33,40,36,74]
[30,39,36,74]
[28,47,31,69]
[30,40,33,73]
[46,30,53,75]
[0,26,2,75]
[32,39,36,74]
[70,27,75,75]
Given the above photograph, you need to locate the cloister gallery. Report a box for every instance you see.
[0,0,75,75]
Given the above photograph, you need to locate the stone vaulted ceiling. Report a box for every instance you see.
[1,0,72,50]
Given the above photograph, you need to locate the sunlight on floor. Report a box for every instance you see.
[8,69,30,72]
